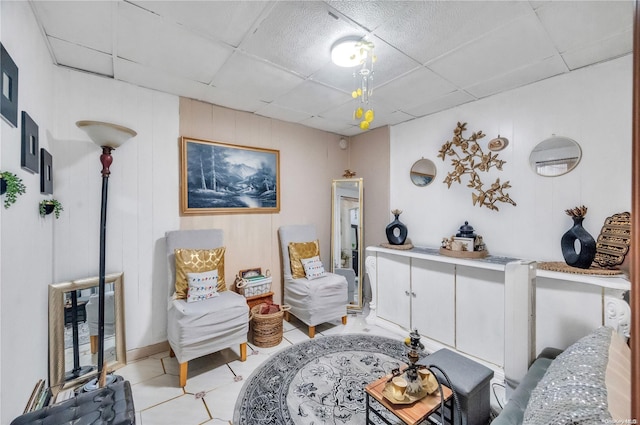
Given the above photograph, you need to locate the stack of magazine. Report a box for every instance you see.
[24,379,51,413]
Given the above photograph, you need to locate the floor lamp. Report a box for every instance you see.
[76,120,136,390]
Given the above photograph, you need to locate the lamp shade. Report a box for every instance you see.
[76,120,137,149]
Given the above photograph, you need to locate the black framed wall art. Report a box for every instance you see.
[21,111,39,173]
[1,43,19,127]
[41,148,53,194]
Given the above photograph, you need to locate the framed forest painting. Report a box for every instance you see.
[180,137,280,214]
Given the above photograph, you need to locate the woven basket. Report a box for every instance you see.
[249,304,291,348]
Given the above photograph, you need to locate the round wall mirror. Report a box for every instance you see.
[410,158,437,186]
[529,136,582,177]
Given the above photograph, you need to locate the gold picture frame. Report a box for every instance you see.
[180,137,280,215]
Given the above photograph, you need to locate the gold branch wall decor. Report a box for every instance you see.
[437,122,516,211]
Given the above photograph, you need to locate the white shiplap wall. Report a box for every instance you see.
[390,55,632,262]
[51,69,180,355]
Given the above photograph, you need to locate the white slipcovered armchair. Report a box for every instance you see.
[278,225,348,338]
[166,229,249,387]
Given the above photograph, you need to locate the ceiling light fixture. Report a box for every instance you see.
[331,37,376,131]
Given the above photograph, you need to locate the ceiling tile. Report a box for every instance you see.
[49,37,113,77]
[373,1,532,64]
[374,67,458,111]
[31,1,113,53]
[326,0,402,32]
[536,1,633,53]
[117,2,233,84]
[465,55,567,99]
[254,103,313,124]
[240,1,360,77]
[200,86,269,114]
[211,52,305,103]
[300,115,359,135]
[128,1,271,47]
[272,81,350,115]
[562,31,633,71]
[402,90,476,118]
[428,14,558,88]
[115,58,211,101]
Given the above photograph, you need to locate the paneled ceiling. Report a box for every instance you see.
[29,1,633,136]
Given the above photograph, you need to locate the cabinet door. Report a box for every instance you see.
[411,259,455,346]
[377,253,411,329]
[456,266,504,366]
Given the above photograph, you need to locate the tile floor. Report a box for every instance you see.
[117,311,405,425]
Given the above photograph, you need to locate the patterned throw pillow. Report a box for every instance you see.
[186,270,219,303]
[288,240,320,279]
[300,256,325,280]
[174,247,226,299]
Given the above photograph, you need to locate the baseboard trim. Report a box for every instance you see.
[126,341,170,362]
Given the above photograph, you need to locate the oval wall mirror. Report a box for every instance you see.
[529,136,582,177]
[410,158,437,186]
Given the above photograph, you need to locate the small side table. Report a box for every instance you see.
[365,374,453,425]
[245,291,274,310]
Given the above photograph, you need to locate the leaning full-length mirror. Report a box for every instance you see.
[49,273,126,393]
[331,178,364,310]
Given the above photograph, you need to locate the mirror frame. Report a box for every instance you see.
[48,272,126,393]
[529,136,582,177]
[331,178,364,310]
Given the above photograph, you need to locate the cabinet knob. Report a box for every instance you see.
[405,290,411,296]
[411,291,417,297]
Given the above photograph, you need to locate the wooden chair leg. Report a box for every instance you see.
[342,315,347,325]
[240,343,247,361]
[308,326,316,338]
[284,311,290,322]
[179,362,188,387]
[90,335,98,354]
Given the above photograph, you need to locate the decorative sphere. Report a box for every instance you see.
[355,107,363,119]
[351,91,358,99]
[356,88,362,96]
[365,109,374,122]
[360,121,369,130]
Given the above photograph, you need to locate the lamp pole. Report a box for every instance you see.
[96,146,114,379]
[76,120,136,391]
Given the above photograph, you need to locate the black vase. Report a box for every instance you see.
[561,217,596,269]
[386,211,408,245]
[0,178,6,195]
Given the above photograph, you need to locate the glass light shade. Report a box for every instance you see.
[331,38,366,67]
[76,120,137,149]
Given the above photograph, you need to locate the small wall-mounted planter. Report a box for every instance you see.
[0,171,26,209]
[39,199,63,219]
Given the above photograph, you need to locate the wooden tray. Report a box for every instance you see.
[439,247,488,259]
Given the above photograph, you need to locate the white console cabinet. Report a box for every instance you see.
[367,246,527,370]
[376,253,455,345]
[366,245,631,384]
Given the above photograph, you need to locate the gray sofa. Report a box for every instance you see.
[491,348,562,425]
[491,326,630,425]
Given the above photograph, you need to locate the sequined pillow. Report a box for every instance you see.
[288,240,320,279]
[301,256,326,280]
[186,270,219,303]
[174,247,226,299]
[522,326,614,425]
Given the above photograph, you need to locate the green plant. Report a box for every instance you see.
[39,199,64,219]
[0,171,27,209]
